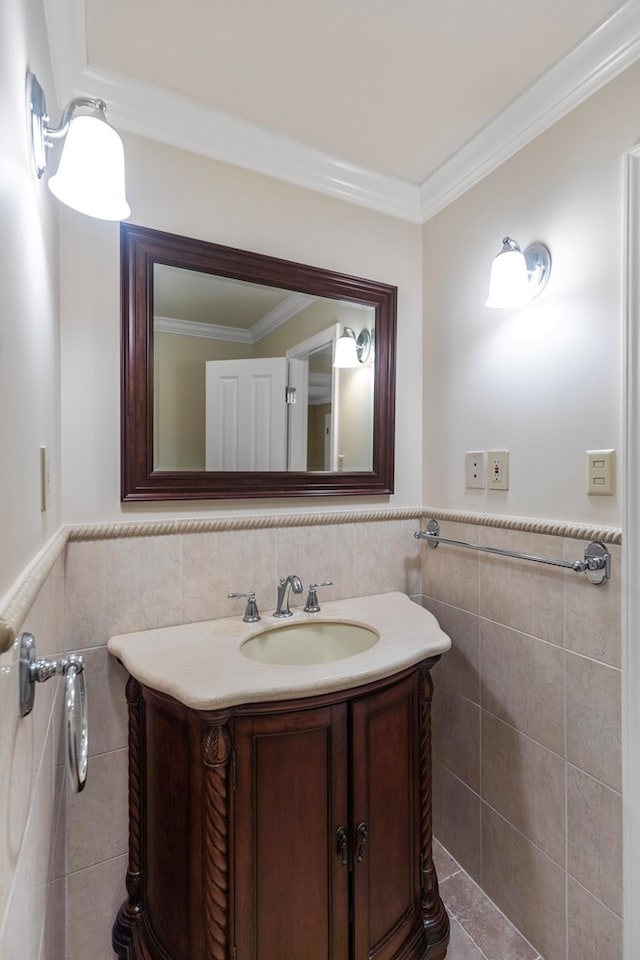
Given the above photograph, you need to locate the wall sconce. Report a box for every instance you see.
[485,236,551,308]
[333,327,373,368]
[27,71,130,221]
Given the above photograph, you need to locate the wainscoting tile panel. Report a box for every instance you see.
[102,536,183,636]
[66,854,127,960]
[480,621,565,754]
[567,876,622,960]
[482,806,566,960]
[423,600,480,704]
[353,520,422,597]
[565,652,621,791]
[563,541,621,668]
[64,539,110,649]
[432,762,481,884]
[66,749,128,874]
[566,764,622,916]
[433,837,461,883]
[80,646,129,757]
[1,765,55,960]
[182,528,276,623]
[275,523,356,604]
[481,712,566,867]
[420,522,480,614]
[432,685,481,792]
[478,529,565,647]
[42,875,66,960]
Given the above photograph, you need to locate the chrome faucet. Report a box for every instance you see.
[273,574,303,618]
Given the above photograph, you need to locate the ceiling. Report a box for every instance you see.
[44,0,640,221]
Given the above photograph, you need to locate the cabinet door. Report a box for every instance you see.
[233,703,350,960]
[351,672,425,960]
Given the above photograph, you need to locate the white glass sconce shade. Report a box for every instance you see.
[485,237,551,308]
[334,328,359,367]
[333,327,373,367]
[48,115,130,221]
[27,71,130,221]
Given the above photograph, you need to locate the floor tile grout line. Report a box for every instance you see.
[438,839,544,959]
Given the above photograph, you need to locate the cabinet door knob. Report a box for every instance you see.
[336,826,348,866]
[356,822,368,862]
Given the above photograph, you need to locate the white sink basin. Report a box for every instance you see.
[240,620,379,665]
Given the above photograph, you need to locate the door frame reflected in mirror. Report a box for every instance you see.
[121,223,397,500]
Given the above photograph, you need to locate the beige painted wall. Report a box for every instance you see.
[155,331,254,470]
[336,364,374,471]
[0,0,61,600]
[60,137,423,521]
[421,61,640,526]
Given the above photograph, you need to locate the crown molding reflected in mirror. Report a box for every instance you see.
[121,224,396,500]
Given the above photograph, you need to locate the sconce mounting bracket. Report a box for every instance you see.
[523,242,551,298]
[28,72,48,178]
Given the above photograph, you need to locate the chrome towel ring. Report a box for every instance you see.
[19,632,88,792]
[64,654,88,793]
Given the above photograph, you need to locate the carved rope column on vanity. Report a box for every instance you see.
[419,659,449,954]
[112,676,144,958]
[201,720,233,960]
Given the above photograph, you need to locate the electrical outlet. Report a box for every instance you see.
[587,449,615,496]
[488,450,509,490]
[465,451,486,489]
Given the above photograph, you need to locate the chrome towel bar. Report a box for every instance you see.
[415,519,610,585]
[19,632,88,791]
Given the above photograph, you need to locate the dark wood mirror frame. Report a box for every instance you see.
[121,223,396,501]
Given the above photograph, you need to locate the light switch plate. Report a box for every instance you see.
[587,449,615,496]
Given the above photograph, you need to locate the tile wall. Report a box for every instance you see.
[0,514,623,960]
[0,554,67,959]
[423,521,622,960]
[61,516,423,960]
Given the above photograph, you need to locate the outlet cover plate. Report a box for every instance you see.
[465,451,486,489]
[488,450,509,490]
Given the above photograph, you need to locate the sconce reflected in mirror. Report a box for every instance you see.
[27,71,130,221]
[486,236,551,308]
[333,327,373,367]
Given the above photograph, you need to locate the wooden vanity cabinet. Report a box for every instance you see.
[112,659,449,960]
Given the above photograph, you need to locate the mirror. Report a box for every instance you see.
[121,224,396,500]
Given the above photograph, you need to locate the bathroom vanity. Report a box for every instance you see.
[108,592,451,960]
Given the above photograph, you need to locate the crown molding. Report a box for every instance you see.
[43,0,640,224]
[154,291,317,343]
[154,317,253,342]
[419,0,640,221]
[251,292,316,341]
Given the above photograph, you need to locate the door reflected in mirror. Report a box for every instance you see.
[153,265,375,473]
[121,223,396,500]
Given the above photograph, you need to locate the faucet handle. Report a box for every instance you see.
[304,581,333,613]
[228,591,261,623]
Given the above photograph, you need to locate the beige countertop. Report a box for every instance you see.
[107,591,451,710]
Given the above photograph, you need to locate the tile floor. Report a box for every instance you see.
[434,839,543,960]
